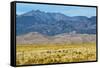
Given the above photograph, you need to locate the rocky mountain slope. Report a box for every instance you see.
[16,10,96,36]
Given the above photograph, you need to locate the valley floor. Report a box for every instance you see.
[16,42,96,65]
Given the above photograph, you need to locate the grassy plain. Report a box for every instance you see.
[16,43,96,65]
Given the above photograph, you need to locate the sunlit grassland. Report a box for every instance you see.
[16,43,96,65]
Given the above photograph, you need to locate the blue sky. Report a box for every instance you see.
[16,3,96,17]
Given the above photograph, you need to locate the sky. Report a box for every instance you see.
[16,3,96,17]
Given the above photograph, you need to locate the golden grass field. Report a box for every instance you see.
[16,43,96,65]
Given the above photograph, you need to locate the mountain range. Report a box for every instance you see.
[16,10,96,36]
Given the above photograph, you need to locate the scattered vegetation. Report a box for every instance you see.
[16,43,96,65]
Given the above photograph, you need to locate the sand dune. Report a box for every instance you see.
[16,32,96,44]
